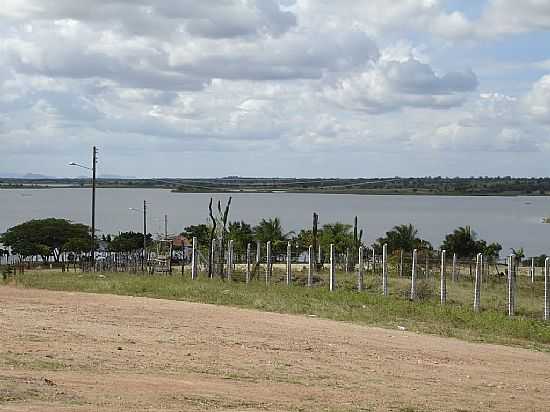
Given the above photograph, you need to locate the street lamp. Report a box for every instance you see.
[129,200,147,271]
[69,146,98,270]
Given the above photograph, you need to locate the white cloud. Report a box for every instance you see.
[523,75,550,124]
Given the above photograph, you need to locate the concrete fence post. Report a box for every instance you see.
[330,244,336,291]
[410,249,417,300]
[508,255,515,317]
[382,244,388,296]
[452,253,457,282]
[531,257,535,284]
[544,258,550,321]
[246,243,251,284]
[227,240,234,281]
[474,253,482,312]
[191,237,198,280]
[358,246,364,292]
[372,248,376,273]
[308,245,313,287]
[266,241,272,285]
[286,241,292,285]
[440,250,447,305]
[256,241,261,265]
[399,249,404,278]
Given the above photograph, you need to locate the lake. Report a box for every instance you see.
[1,188,549,256]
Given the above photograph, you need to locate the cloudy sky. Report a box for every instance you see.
[1,0,550,178]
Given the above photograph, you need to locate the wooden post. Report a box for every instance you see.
[399,249,404,278]
[452,253,457,282]
[191,237,197,280]
[246,243,251,284]
[382,244,388,296]
[358,246,364,292]
[266,241,272,285]
[508,255,515,317]
[286,241,292,285]
[329,244,336,291]
[531,257,535,284]
[474,253,482,313]
[410,249,417,300]
[227,240,234,281]
[308,245,313,287]
[544,258,549,321]
[440,250,447,305]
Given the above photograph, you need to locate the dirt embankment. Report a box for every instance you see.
[1,286,549,411]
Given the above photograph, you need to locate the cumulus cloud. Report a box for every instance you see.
[0,1,549,177]
[523,75,550,124]
[323,58,478,113]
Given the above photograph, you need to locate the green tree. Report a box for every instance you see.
[375,224,431,253]
[109,232,152,253]
[295,229,314,254]
[1,218,90,262]
[319,223,354,255]
[254,218,293,256]
[227,221,254,259]
[182,224,210,247]
[441,226,501,259]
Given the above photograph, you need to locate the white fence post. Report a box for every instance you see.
[227,240,234,281]
[410,249,417,300]
[440,250,447,305]
[508,255,515,317]
[382,244,388,296]
[452,253,457,282]
[474,253,482,312]
[358,246,364,292]
[330,244,336,291]
[308,245,313,287]
[286,241,292,285]
[266,241,272,285]
[544,258,549,321]
[246,243,251,284]
[191,237,198,280]
[531,257,535,284]
[399,249,404,278]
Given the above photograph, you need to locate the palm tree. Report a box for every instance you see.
[254,218,293,256]
[376,224,428,253]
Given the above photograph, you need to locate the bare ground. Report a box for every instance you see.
[0,286,549,412]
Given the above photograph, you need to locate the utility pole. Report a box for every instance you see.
[91,146,97,270]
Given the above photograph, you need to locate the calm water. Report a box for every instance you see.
[1,188,549,256]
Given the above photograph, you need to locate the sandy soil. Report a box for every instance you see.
[1,286,549,412]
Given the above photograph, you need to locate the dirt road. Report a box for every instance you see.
[1,286,549,411]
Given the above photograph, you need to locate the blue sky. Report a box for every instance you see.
[1,0,550,178]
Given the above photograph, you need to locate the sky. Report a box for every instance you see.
[1,0,550,178]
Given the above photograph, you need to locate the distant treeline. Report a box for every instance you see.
[2,176,550,195]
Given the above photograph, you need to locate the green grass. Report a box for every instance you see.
[5,269,550,351]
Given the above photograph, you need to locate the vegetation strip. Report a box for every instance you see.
[7,271,550,352]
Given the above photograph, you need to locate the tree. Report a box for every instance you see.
[182,224,210,247]
[319,223,354,255]
[227,221,254,259]
[375,224,431,253]
[109,232,152,253]
[254,217,293,256]
[441,226,501,259]
[295,229,314,254]
[1,218,90,262]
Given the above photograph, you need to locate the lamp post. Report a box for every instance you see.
[69,146,98,270]
[129,200,147,271]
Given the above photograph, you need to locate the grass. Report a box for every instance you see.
[5,268,550,351]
